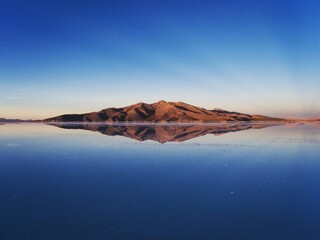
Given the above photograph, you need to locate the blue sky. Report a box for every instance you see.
[1,0,320,119]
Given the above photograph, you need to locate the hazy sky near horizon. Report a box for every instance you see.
[1,0,320,119]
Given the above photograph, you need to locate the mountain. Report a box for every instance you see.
[49,123,282,143]
[0,118,32,123]
[44,100,285,123]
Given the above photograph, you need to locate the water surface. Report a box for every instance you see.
[1,123,320,240]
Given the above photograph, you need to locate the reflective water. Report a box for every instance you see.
[1,123,320,240]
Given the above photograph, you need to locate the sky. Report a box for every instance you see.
[1,0,320,119]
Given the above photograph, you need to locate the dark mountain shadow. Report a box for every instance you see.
[47,123,284,143]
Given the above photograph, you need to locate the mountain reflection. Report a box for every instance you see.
[48,123,283,143]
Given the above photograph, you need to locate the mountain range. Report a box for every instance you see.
[44,100,285,123]
[0,118,35,123]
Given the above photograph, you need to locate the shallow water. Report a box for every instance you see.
[1,123,320,240]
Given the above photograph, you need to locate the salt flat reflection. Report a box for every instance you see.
[48,122,283,143]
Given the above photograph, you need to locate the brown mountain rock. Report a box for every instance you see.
[44,100,285,123]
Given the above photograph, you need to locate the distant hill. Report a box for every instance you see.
[44,100,285,123]
[0,118,28,123]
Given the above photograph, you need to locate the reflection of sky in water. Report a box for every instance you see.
[1,123,320,239]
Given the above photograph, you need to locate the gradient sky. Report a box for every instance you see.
[1,0,320,119]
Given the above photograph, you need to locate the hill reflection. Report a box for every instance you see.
[48,123,283,143]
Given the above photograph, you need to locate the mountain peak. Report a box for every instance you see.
[155,100,168,104]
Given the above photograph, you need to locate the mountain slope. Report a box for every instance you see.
[44,100,285,123]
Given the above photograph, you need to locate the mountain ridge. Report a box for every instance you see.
[44,100,286,123]
[0,118,36,123]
